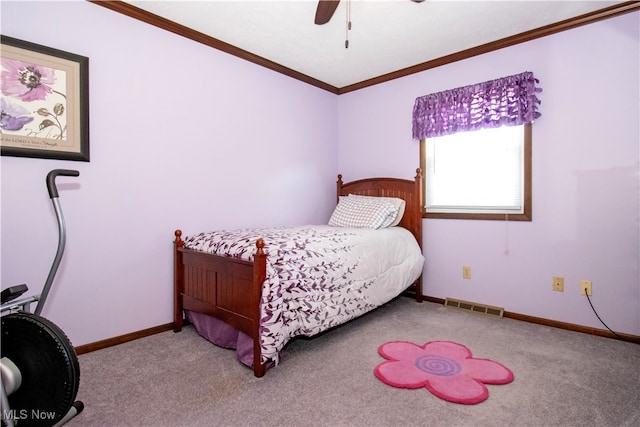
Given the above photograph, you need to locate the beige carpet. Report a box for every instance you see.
[67,297,640,427]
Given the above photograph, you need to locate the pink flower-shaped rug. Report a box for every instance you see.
[374,340,514,404]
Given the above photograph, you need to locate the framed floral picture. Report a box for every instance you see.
[1,35,89,161]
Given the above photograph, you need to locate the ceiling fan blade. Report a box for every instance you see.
[315,0,340,25]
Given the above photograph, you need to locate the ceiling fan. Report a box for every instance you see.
[314,0,425,25]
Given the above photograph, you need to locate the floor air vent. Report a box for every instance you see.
[444,298,504,318]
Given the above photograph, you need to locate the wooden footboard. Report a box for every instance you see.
[173,230,268,377]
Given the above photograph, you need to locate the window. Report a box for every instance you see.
[411,71,541,221]
[420,123,531,220]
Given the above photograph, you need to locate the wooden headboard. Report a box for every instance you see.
[336,169,423,249]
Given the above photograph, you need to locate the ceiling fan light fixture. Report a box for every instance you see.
[315,0,425,48]
[315,0,425,25]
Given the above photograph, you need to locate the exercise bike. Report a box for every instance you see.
[1,170,84,427]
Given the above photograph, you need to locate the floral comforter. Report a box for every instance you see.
[183,225,424,364]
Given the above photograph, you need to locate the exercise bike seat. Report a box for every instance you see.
[1,284,28,304]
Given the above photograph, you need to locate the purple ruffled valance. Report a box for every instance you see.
[412,71,542,140]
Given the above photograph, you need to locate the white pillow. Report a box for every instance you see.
[347,194,406,227]
[328,196,399,229]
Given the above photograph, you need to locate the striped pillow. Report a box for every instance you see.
[328,196,399,229]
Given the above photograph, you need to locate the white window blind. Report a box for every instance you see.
[425,125,524,214]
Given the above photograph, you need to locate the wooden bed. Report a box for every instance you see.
[173,169,424,377]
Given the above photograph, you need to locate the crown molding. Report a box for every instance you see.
[90,1,639,95]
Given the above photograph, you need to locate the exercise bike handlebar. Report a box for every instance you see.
[47,169,79,199]
[35,170,80,316]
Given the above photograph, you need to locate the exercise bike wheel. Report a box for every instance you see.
[1,313,80,426]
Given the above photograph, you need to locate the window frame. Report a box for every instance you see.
[420,123,532,221]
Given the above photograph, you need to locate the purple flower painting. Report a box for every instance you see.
[1,36,89,161]
[1,58,57,102]
[1,57,66,140]
[1,98,34,131]
[1,58,56,102]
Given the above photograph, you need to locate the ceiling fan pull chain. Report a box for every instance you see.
[345,0,352,48]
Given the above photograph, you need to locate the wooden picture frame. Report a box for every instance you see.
[1,35,89,161]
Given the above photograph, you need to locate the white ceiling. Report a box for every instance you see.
[124,0,631,89]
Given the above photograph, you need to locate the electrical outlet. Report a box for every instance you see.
[580,280,592,296]
[552,276,564,292]
[463,266,471,280]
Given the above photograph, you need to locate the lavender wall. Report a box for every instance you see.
[338,12,640,335]
[1,1,338,346]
